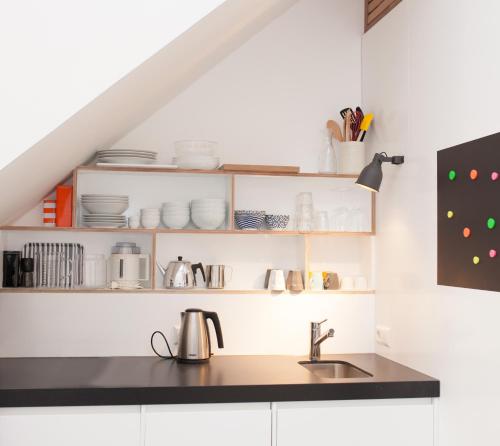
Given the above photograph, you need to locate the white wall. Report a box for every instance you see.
[113,0,363,173]
[363,1,500,445]
[0,0,370,357]
[0,0,225,170]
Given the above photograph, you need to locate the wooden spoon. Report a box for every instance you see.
[326,120,344,142]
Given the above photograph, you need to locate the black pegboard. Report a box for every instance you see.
[437,132,500,292]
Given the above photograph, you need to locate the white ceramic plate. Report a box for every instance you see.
[97,156,156,164]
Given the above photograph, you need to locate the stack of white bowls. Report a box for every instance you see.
[191,198,226,230]
[161,202,190,229]
[81,194,128,228]
[141,208,160,229]
[174,141,220,170]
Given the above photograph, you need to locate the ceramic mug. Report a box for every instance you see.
[267,269,286,291]
[309,271,324,291]
[341,276,355,290]
[286,270,304,291]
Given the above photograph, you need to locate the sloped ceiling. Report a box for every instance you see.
[0,0,298,225]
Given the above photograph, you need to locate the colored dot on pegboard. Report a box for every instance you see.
[473,256,480,265]
[487,217,496,230]
[492,172,499,181]
[489,249,497,259]
[448,170,457,181]
[470,169,478,180]
[463,227,471,238]
[447,210,454,219]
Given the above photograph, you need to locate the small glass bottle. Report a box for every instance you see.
[318,133,337,173]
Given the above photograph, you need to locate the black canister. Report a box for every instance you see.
[2,251,21,287]
[20,258,35,288]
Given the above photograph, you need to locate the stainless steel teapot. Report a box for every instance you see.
[156,256,205,289]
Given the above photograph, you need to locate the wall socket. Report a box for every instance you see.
[375,325,391,347]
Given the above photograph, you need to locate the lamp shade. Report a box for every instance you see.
[355,154,383,192]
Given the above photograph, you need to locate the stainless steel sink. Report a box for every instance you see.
[299,360,372,379]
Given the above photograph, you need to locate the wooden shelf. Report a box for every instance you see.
[0,288,375,295]
[0,226,374,236]
[77,165,359,179]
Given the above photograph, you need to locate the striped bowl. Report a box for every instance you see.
[234,210,265,230]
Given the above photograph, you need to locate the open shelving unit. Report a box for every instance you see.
[0,165,376,295]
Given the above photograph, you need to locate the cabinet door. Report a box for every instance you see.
[276,398,434,446]
[145,402,271,446]
[0,405,141,446]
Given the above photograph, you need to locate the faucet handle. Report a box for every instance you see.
[327,328,335,337]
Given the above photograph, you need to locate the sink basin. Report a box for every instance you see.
[299,360,372,379]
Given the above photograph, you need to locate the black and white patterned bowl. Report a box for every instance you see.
[234,210,265,230]
[265,214,290,230]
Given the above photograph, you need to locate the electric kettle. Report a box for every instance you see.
[177,309,224,362]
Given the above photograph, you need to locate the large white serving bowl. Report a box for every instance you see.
[81,201,128,215]
[176,155,219,170]
[191,211,226,230]
[174,140,217,157]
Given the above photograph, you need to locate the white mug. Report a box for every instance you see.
[354,276,368,290]
[341,276,355,290]
[268,269,286,291]
[309,271,324,291]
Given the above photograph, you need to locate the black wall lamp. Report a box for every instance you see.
[355,152,405,192]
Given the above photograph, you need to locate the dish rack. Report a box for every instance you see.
[22,243,84,288]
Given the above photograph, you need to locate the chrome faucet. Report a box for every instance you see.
[309,319,335,361]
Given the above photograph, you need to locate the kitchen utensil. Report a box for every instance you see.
[206,265,233,289]
[234,210,265,230]
[3,251,21,287]
[83,254,107,288]
[323,272,340,290]
[177,309,224,362]
[286,270,304,291]
[157,256,205,289]
[218,164,300,174]
[357,113,374,142]
[340,107,356,124]
[191,198,227,230]
[309,271,324,291]
[81,194,129,215]
[326,120,344,142]
[141,208,160,229]
[96,149,157,165]
[264,214,290,230]
[109,253,150,289]
[267,269,286,291]
[344,109,353,142]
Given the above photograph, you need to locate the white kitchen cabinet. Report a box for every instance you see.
[0,405,141,446]
[275,398,435,446]
[144,402,271,446]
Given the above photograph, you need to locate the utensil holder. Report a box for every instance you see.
[338,141,365,174]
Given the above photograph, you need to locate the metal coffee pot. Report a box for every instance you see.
[156,256,205,289]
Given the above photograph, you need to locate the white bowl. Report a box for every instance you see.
[162,213,190,229]
[174,140,217,157]
[82,201,128,215]
[191,198,226,204]
[162,201,189,208]
[191,212,226,230]
[141,218,160,229]
[176,156,219,170]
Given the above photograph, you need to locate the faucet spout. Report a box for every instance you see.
[309,320,335,362]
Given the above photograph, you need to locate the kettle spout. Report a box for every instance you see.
[156,261,166,276]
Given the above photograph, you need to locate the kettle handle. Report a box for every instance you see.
[192,263,206,283]
[203,311,224,349]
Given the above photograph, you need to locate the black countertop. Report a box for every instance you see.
[0,354,439,407]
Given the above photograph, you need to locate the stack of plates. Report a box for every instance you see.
[96,149,157,165]
[81,194,128,228]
